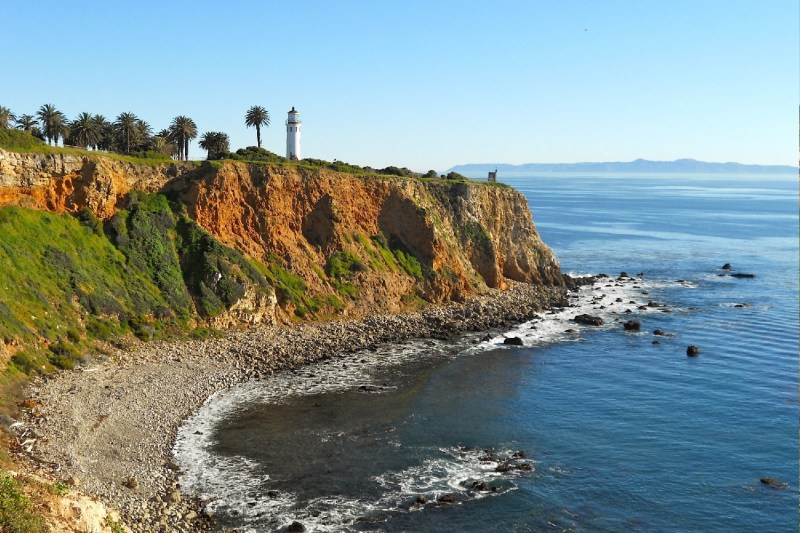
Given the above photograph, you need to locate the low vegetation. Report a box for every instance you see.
[0,471,48,533]
[0,191,277,376]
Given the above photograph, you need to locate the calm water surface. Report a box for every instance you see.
[176,173,798,532]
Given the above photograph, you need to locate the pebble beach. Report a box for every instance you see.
[17,281,568,532]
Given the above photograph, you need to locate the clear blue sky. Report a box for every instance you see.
[3,1,798,170]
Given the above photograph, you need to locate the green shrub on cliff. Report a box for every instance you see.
[0,196,285,373]
[0,471,48,532]
[0,129,44,151]
[106,193,192,318]
[0,206,173,372]
[175,217,271,317]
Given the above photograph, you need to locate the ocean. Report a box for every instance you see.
[174,173,798,532]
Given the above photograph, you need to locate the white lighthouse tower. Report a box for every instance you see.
[286,106,302,160]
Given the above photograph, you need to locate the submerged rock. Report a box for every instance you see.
[687,345,701,357]
[731,273,755,279]
[760,477,788,489]
[722,263,732,270]
[503,336,524,346]
[287,521,306,532]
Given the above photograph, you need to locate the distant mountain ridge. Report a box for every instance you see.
[450,158,797,175]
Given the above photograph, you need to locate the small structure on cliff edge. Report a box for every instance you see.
[488,168,498,183]
[286,106,302,160]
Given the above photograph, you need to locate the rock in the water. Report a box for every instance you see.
[414,495,427,505]
[573,314,603,326]
[687,345,700,357]
[623,320,641,331]
[620,271,629,278]
[267,490,280,498]
[503,336,524,346]
[288,521,306,532]
[437,493,456,503]
[471,481,490,491]
[731,273,755,279]
[722,263,732,270]
[760,477,788,489]
[653,329,665,336]
[495,462,513,473]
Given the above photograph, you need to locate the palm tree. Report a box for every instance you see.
[68,112,101,149]
[92,115,112,150]
[37,104,66,145]
[169,115,198,161]
[135,119,153,152]
[198,131,230,160]
[15,114,38,133]
[114,112,140,154]
[245,105,270,148]
[0,106,14,129]
[152,130,178,158]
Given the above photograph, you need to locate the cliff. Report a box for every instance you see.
[0,147,562,366]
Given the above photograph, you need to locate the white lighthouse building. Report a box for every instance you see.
[286,106,302,160]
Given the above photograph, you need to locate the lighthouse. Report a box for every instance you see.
[286,106,302,160]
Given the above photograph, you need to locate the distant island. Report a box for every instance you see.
[449,158,797,175]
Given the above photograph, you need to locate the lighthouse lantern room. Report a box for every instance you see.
[286,107,302,160]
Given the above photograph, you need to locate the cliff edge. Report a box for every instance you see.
[0,148,562,361]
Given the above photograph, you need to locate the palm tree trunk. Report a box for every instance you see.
[256,125,261,148]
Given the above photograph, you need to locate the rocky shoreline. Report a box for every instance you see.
[16,281,569,532]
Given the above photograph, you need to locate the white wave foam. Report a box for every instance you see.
[471,275,665,350]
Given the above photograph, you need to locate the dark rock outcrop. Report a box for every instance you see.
[573,314,603,326]
[623,320,641,331]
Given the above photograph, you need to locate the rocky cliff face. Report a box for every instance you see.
[0,149,197,219]
[0,148,562,321]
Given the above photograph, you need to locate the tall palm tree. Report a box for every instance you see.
[114,112,140,154]
[92,115,112,150]
[37,104,66,145]
[68,112,101,149]
[169,115,198,161]
[15,114,38,133]
[245,105,270,148]
[0,106,14,129]
[198,131,230,160]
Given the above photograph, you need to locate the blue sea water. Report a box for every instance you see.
[175,173,798,532]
